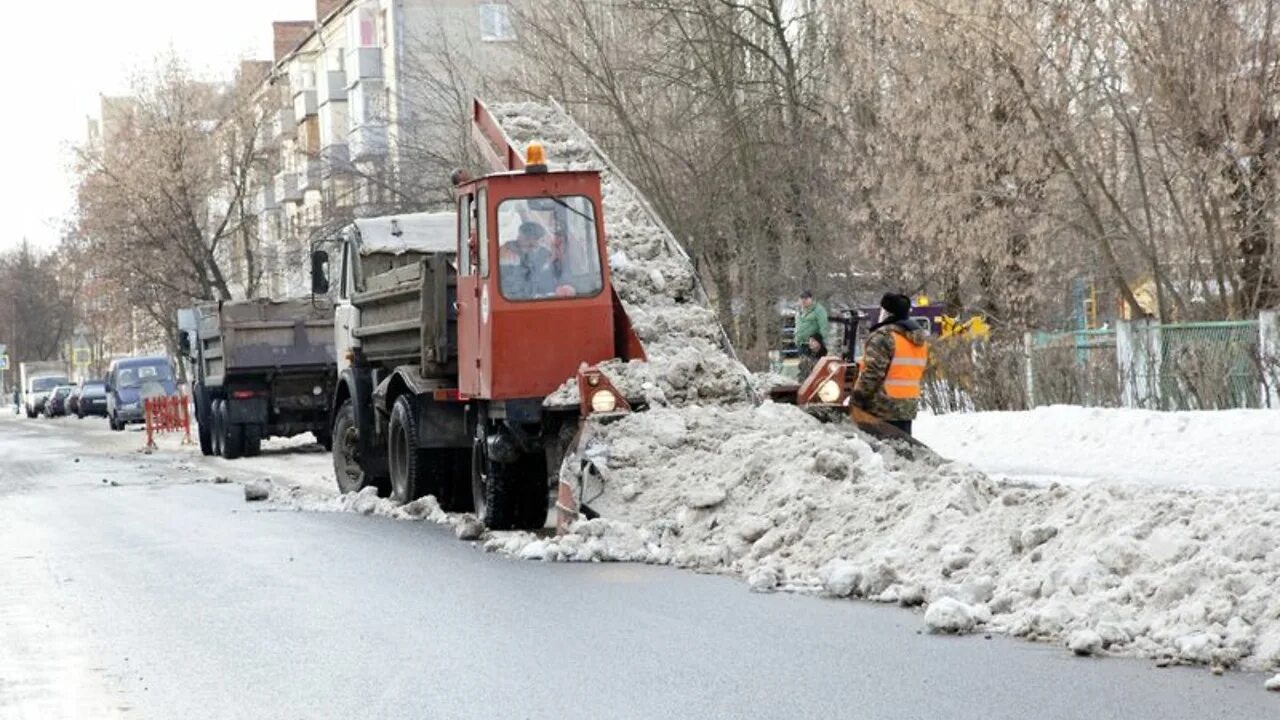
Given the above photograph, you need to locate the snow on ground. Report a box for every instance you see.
[246,400,1280,678]
[916,406,1280,490]
[477,402,1280,674]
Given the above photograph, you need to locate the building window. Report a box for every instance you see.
[479,3,515,42]
[348,4,378,48]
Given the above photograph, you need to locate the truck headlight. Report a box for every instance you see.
[590,390,619,413]
[817,379,842,404]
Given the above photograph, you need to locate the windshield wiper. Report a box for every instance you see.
[545,196,596,226]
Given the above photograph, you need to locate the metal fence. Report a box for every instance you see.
[1024,312,1279,410]
[1027,329,1121,407]
[1156,321,1262,410]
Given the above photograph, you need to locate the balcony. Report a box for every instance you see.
[349,123,388,161]
[320,144,351,177]
[345,47,383,86]
[299,157,322,192]
[293,89,318,123]
[318,70,348,105]
[259,183,279,212]
[255,118,274,154]
[271,107,295,142]
[275,172,302,204]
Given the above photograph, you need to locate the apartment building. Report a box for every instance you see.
[240,0,520,299]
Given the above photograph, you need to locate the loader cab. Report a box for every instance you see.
[454,161,618,400]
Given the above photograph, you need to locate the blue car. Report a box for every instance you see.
[105,356,178,431]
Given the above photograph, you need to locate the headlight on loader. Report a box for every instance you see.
[817,379,842,404]
[590,390,619,413]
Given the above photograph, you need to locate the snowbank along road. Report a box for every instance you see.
[2,411,1279,719]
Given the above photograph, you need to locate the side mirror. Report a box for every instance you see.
[311,250,331,295]
[178,331,191,356]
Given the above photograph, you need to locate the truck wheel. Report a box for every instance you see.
[388,395,450,505]
[211,400,224,456]
[219,402,244,460]
[333,400,386,495]
[197,403,214,456]
[195,385,213,456]
[243,425,262,457]
[198,418,213,456]
[471,436,548,531]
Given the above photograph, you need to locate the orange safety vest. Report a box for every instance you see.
[883,332,928,399]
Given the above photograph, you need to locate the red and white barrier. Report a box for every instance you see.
[144,395,192,450]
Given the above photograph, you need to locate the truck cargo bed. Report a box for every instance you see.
[351,255,456,376]
[196,298,336,383]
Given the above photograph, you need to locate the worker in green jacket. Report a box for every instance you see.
[793,290,829,355]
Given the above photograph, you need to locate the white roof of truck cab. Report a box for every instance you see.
[354,212,456,255]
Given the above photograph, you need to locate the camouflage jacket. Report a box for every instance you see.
[851,321,930,422]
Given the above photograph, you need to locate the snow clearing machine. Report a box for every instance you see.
[315,99,646,530]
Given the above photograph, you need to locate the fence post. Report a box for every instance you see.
[1262,310,1279,409]
[1023,332,1036,408]
[1117,318,1159,409]
[144,398,157,451]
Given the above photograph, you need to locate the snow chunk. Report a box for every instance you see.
[244,480,271,502]
[1068,629,1104,656]
[925,597,984,635]
[1265,674,1280,692]
[747,566,779,593]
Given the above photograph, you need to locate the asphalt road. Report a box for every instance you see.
[0,411,1275,719]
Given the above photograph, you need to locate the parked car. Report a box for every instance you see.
[66,386,81,416]
[106,356,178,431]
[76,380,109,418]
[46,385,75,417]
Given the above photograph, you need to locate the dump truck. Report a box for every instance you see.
[315,100,646,530]
[183,298,337,459]
[20,360,70,418]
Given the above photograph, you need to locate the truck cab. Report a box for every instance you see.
[453,166,620,400]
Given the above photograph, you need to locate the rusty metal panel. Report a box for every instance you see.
[201,298,336,374]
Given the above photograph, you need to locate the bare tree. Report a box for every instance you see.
[74,54,267,353]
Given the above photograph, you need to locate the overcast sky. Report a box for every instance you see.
[0,0,317,252]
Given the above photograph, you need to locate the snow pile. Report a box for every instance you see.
[260,480,486,538]
[479,401,1280,672]
[489,101,754,408]
[917,406,1280,489]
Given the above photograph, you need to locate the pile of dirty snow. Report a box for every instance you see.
[489,100,754,408]
[483,401,1280,673]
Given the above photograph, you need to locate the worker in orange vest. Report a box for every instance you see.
[851,293,929,436]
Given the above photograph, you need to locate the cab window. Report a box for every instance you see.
[458,194,474,275]
[496,195,603,301]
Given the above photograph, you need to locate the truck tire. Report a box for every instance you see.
[197,408,213,457]
[471,435,549,531]
[243,424,262,457]
[387,396,466,508]
[333,400,386,495]
[195,385,213,456]
[211,400,224,456]
[219,402,244,460]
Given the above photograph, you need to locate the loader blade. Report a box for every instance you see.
[850,406,928,449]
